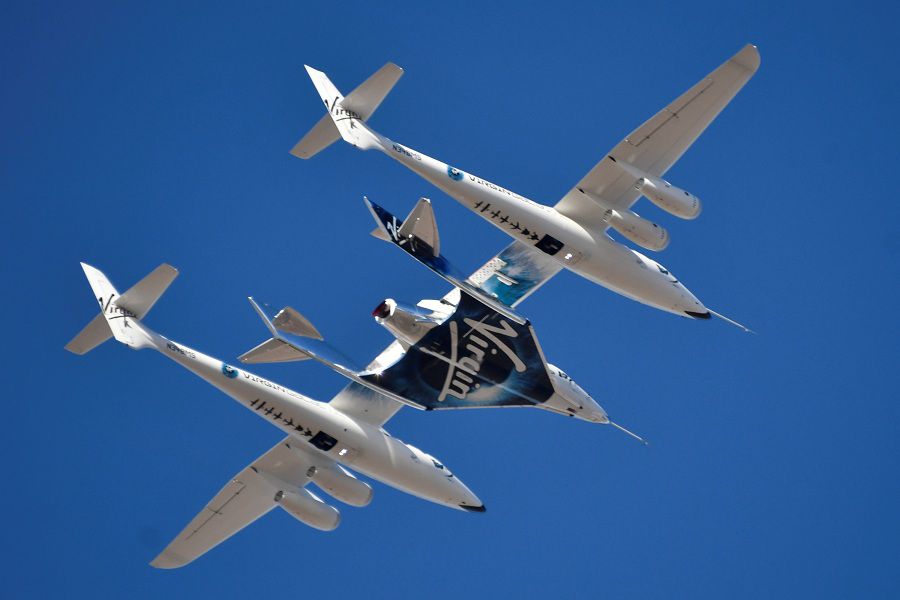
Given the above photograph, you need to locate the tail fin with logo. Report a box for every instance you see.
[65,263,178,354]
[290,62,401,158]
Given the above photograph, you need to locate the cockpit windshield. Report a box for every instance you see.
[431,458,454,477]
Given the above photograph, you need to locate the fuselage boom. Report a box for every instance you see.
[147,327,481,510]
[366,130,708,318]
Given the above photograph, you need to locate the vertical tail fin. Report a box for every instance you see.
[65,263,177,354]
[290,62,402,158]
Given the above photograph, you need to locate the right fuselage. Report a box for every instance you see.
[369,132,709,319]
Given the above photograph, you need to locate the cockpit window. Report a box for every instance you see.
[657,265,669,275]
[432,458,454,477]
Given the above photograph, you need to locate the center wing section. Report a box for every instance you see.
[329,380,405,426]
[554,44,760,232]
[366,197,563,311]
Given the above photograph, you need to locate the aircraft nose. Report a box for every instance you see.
[455,481,485,512]
[676,283,710,319]
[582,400,609,424]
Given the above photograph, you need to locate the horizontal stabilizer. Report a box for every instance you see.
[66,262,175,354]
[291,63,400,158]
[364,197,526,325]
[64,313,112,355]
[341,62,403,121]
[292,63,395,157]
[290,114,340,159]
[116,264,179,318]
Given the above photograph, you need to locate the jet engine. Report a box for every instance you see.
[308,465,373,507]
[634,175,702,220]
[274,488,341,531]
[605,209,670,252]
[372,298,450,346]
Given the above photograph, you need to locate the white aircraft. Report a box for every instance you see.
[65,263,485,569]
[291,45,759,328]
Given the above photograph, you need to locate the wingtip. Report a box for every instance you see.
[149,549,191,570]
[734,44,761,72]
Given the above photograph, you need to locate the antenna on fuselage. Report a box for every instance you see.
[608,420,649,446]
[708,309,755,334]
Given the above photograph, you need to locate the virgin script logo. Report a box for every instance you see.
[437,317,526,402]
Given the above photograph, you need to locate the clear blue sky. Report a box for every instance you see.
[3,1,898,597]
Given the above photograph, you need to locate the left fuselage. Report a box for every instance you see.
[146,327,482,511]
[367,131,709,319]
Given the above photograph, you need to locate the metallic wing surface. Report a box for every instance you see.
[328,381,405,427]
[554,44,760,232]
[151,438,316,569]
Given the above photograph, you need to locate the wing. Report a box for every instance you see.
[554,44,760,231]
[464,239,563,308]
[367,197,564,311]
[329,379,405,427]
[151,437,314,569]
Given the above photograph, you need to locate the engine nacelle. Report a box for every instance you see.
[635,175,702,220]
[606,209,670,251]
[309,465,373,507]
[274,488,341,531]
[372,298,446,346]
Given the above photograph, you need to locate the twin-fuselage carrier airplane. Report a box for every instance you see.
[292,45,759,329]
[66,45,759,568]
[65,196,637,567]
